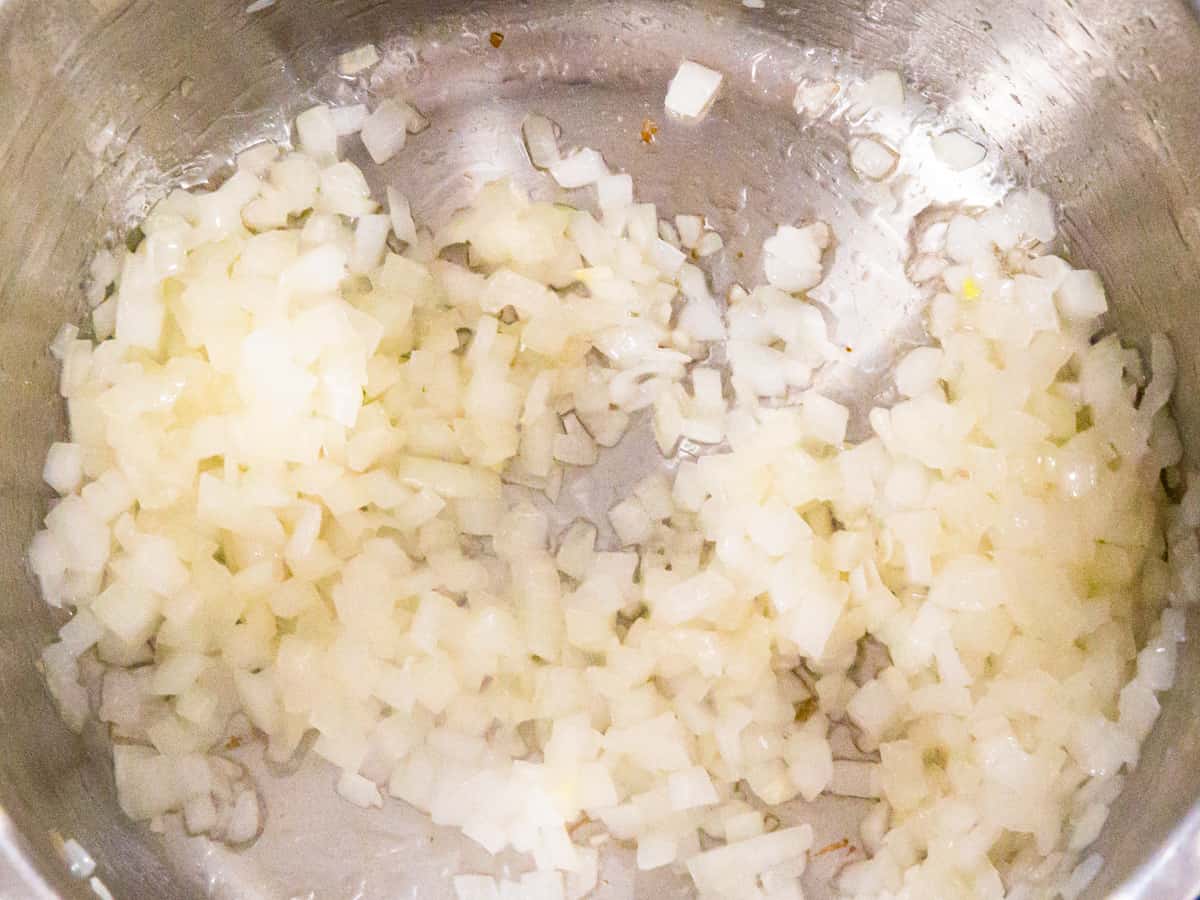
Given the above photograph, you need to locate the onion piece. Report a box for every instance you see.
[338,44,380,76]
[330,105,369,137]
[43,442,84,495]
[386,187,418,245]
[361,100,410,165]
[1055,269,1108,321]
[793,80,839,118]
[350,214,391,274]
[296,105,338,161]
[549,149,610,189]
[849,137,899,181]
[931,130,986,170]
[695,231,724,258]
[665,60,724,120]
[523,114,561,169]
[762,222,830,293]
[675,215,704,249]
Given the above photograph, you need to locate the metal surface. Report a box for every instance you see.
[0,0,1199,897]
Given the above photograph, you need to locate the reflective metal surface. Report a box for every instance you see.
[0,0,1198,897]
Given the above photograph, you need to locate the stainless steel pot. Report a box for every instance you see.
[2,0,1199,897]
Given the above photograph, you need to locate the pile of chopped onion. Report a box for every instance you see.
[33,96,1195,900]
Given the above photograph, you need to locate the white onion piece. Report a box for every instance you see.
[49,324,78,361]
[932,130,986,170]
[226,790,261,843]
[549,148,609,189]
[786,734,833,801]
[596,173,633,212]
[665,60,723,120]
[668,767,719,810]
[236,142,279,176]
[350,214,390,274]
[522,114,561,169]
[849,137,899,181]
[649,238,686,276]
[1055,269,1108,321]
[793,80,839,117]
[361,100,409,165]
[678,264,726,341]
[894,347,942,398]
[695,231,724,257]
[337,771,383,808]
[687,826,813,895]
[295,105,338,161]
[330,104,369,137]
[386,187,418,245]
[555,521,596,580]
[675,215,704,249]
[317,161,376,218]
[658,219,681,247]
[762,222,830,293]
[338,44,380,76]
[609,496,653,546]
[43,442,84,495]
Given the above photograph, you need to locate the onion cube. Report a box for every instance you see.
[43,442,84,495]
[665,60,723,120]
[330,104,369,137]
[338,44,380,76]
[849,137,899,181]
[1056,269,1108,321]
[932,130,986,170]
[522,114,561,169]
[361,100,410,165]
[763,221,830,293]
[550,148,610,189]
[296,105,338,161]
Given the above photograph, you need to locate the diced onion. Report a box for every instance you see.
[665,60,724,120]
[763,222,830,293]
[295,105,338,161]
[849,137,899,181]
[522,114,561,169]
[931,130,986,170]
[32,92,1189,900]
[386,187,418,245]
[338,44,380,76]
[549,148,610,189]
[330,105,369,137]
[361,100,410,165]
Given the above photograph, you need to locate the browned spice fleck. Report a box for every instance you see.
[640,117,659,144]
[816,838,851,856]
[489,31,504,48]
[226,735,242,750]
